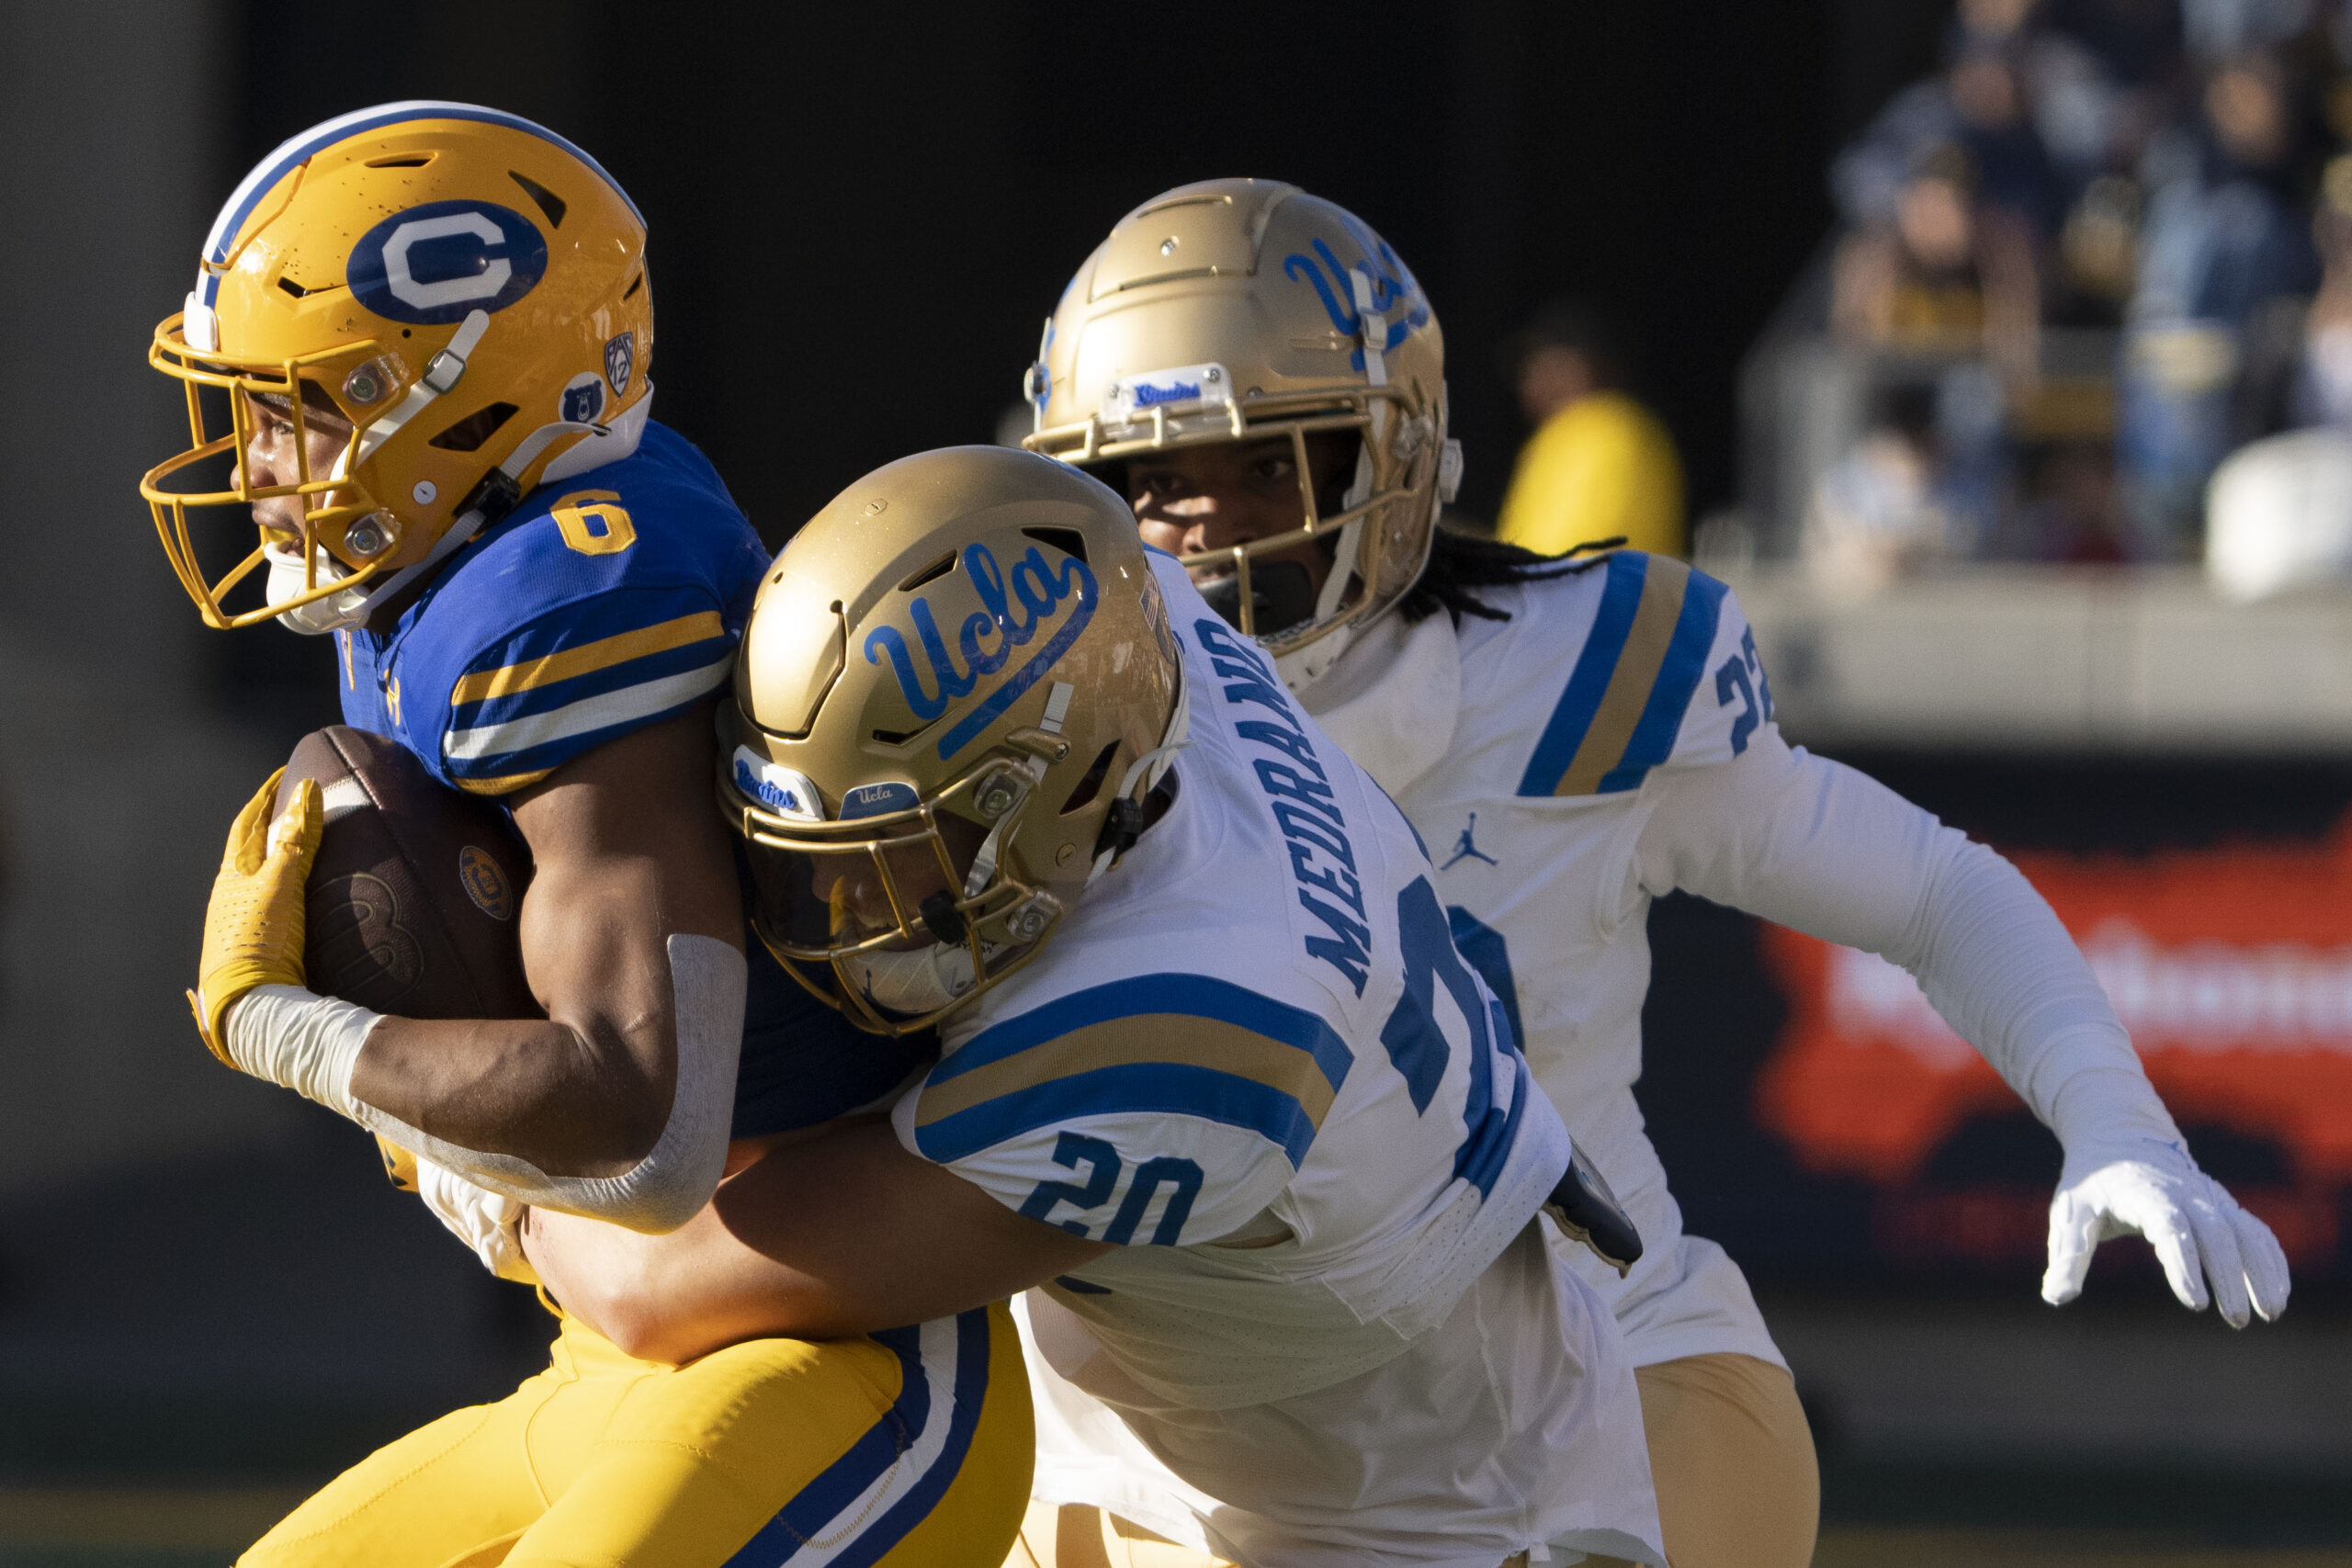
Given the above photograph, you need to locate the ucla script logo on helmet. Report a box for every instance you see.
[345,199,549,325]
[865,540,1097,761]
[1283,217,1430,371]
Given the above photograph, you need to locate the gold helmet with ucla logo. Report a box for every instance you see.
[1022,178,1460,686]
[141,102,654,631]
[721,446,1186,1035]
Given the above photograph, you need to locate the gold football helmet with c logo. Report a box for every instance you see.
[1023,179,1460,684]
[142,102,654,631]
[721,446,1186,1035]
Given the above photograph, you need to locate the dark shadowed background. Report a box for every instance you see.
[213,0,1935,739]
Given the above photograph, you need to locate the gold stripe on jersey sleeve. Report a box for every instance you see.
[1552,557,1690,795]
[913,1013,1340,1133]
[451,768,554,796]
[450,611,726,707]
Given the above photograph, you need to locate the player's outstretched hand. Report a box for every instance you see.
[2041,1137,2291,1327]
[190,769,322,1065]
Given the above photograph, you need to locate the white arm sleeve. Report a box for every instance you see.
[1631,728,2178,1148]
[227,933,747,1234]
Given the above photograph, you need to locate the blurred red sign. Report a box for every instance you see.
[1755,820,2352,1220]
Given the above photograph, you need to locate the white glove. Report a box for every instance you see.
[2042,1134,2290,1327]
[417,1156,539,1286]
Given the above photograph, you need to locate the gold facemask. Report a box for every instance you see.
[721,446,1185,1035]
[1023,179,1460,669]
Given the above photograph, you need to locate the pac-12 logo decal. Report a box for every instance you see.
[864,540,1098,761]
[346,199,548,325]
[605,332,636,397]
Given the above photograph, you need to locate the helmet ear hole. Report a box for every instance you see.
[428,402,519,453]
[1023,526,1089,563]
[1057,741,1122,816]
[507,170,567,227]
[898,552,956,592]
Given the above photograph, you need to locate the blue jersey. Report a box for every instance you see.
[338,421,930,1135]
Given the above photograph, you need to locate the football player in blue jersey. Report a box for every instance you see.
[1006,180,2297,1568]
[145,104,1025,1565]
[518,446,1670,1567]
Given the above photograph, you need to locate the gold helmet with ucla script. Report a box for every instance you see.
[142,102,654,631]
[1023,179,1460,686]
[720,446,1186,1035]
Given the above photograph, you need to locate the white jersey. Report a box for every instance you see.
[895,552,1663,1564]
[1305,550,1786,1368]
[1305,547,2178,1374]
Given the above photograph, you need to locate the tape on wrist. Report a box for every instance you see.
[223,985,379,1119]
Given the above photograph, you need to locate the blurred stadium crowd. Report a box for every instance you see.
[1793,0,2352,596]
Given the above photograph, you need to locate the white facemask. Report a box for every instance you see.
[836,941,985,1016]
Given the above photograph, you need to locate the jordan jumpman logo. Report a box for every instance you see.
[1443,812,1499,869]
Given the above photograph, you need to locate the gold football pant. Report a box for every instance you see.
[1636,1351,1818,1568]
[242,1303,1030,1568]
[1004,1352,1812,1568]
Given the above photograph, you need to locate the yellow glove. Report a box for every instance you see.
[376,1134,421,1192]
[189,768,322,1066]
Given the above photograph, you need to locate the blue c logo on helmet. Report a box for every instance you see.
[346,199,548,324]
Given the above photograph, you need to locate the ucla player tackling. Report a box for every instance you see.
[522,446,1668,1568]
[1018,177,2295,1568]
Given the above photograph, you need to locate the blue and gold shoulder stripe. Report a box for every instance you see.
[912,974,1353,1168]
[1516,551,1727,798]
[442,588,736,794]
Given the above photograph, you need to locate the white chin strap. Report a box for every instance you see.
[356,310,492,467]
[1277,444,1374,694]
[1088,675,1193,884]
[271,388,653,637]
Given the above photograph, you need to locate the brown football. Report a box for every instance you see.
[274,727,542,1021]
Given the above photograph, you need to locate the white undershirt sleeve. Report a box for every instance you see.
[227,933,747,1234]
[356,933,746,1234]
[1629,728,2179,1149]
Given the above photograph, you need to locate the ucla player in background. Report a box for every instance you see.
[144,104,1023,1564]
[519,446,1669,1568]
[1012,179,2296,1568]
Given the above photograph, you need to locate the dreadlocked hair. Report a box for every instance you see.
[1396,527,1623,627]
